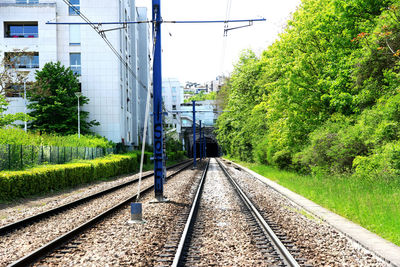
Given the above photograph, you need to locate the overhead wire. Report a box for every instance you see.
[62,0,149,92]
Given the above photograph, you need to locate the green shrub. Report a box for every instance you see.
[0,153,138,201]
[0,128,114,148]
[353,141,400,181]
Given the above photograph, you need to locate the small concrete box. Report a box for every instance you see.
[128,202,143,223]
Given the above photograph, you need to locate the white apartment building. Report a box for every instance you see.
[162,77,183,134]
[0,0,152,145]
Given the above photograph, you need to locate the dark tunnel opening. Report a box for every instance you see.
[192,140,220,158]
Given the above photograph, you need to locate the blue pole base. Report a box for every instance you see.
[149,195,169,203]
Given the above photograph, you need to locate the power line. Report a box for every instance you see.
[61,0,150,92]
[46,18,266,25]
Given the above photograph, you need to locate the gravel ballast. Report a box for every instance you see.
[0,164,188,266]
[221,159,388,266]
[34,163,206,266]
[182,158,268,266]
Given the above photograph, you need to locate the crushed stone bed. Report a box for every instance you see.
[181,158,268,266]
[221,159,388,266]
[0,165,185,266]
[34,163,206,266]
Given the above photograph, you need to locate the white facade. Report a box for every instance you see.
[162,77,183,134]
[0,0,152,145]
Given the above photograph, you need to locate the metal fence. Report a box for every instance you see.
[0,144,115,171]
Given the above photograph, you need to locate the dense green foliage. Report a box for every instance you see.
[184,91,217,103]
[27,62,98,134]
[0,128,113,148]
[216,0,400,179]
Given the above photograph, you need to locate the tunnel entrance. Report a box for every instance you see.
[192,138,219,158]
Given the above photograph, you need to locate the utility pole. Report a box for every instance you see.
[199,120,202,161]
[75,92,82,138]
[152,0,165,201]
[192,100,196,168]
[24,81,27,132]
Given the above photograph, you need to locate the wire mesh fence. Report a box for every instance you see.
[0,144,115,171]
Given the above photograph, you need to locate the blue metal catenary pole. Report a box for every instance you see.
[152,0,164,200]
[199,120,202,161]
[203,130,206,159]
[192,100,196,168]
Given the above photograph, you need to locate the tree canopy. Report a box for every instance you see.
[184,91,217,103]
[216,0,400,179]
[27,62,98,135]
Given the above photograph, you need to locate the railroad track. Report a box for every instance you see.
[156,158,301,266]
[2,160,192,267]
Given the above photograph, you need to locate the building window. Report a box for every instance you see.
[4,22,38,38]
[4,82,32,98]
[5,84,23,97]
[5,52,39,68]
[70,53,81,75]
[69,25,80,45]
[172,87,177,93]
[69,0,80,16]
[173,114,177,119]
[172,96,177,102]
[16,0,39,4]
[172,105,176,110]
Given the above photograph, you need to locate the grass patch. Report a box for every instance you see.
[228,159,400,246]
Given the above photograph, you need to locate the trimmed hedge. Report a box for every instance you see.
[0,150,184,201]
[0,153,142,201]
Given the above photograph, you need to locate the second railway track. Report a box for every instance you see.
[0,160,191,266]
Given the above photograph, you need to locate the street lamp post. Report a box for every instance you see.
[75,92,82,138]
[24,81,27,132]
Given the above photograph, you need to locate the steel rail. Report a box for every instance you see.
[216,158,300,267]
[7,160,192,267]
[0,159,191,236]
[171,158,210,267]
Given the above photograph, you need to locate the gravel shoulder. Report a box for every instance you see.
[222,159,390,266]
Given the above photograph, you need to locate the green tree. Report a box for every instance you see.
[27,62,98,134]
[184,91,217,103]
[0,49,33,127]
[216,0,398,173]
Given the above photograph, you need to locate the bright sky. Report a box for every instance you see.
[136,0,301,84]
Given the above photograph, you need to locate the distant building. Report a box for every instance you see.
[180,100,218,128]
[162,78,183,135]
[0,0,152,145]
[207,75,226,92]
